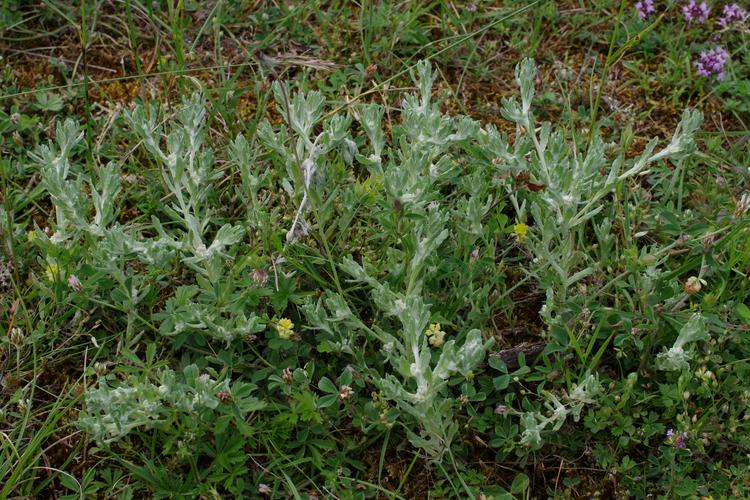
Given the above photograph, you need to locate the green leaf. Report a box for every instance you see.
[318,394,338,408]
[481,486,512,500]
[318,376,337,394]
[511,473,530,494]
[339,369,353,386]
[674,477,697,497]
[493,375,510,390]
[35,92,64,112]
[57,472,80,492]
[488,355,508,373]
[316,340,335,353]
[214,414,233,435]
[293,391,322,423]
[146,342,157,365]
[736,303,750,324]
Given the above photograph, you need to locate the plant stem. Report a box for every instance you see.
[588,0,627,145]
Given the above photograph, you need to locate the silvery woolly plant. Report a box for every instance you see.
[79,363,231,443]
[124,94,265,347]
[302,61,492,461]
[36,95,270,444]
[519,372,602,450]
[31,120,121,244]
[79,358,265,446]
[124,94,246,280]
[29,120,158,347]
[482,59,703,448]
[656,313,708,372]
[33,95,264,349]
[254,74,492,461]
[484,59,703,327]
[256,82,355,243]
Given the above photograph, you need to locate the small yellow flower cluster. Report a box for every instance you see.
[371,391,391,426]
[513,223,529,241]
[45,262,60,281]
[275,318,295,340]
[425,323,446,347]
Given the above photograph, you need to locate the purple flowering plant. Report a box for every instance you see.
[718,3,748,26]
[683,0,711,23]
[666,428,689,449]
[636,0,657,19]
[695,46,730,80]
[633,1,743,81]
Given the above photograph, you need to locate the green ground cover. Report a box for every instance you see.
[1,1,750,498]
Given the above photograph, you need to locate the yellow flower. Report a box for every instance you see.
[45,262,59,281]
[27,230,36,242]
[513,223,529,241]
[425,323,446,348]
[276,318,295,340]
[429,331,446,347]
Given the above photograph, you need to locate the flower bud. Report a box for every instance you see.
[470,247,480,263]
[93,362,108,377]
[67,274,83,292]
[217,390,231,403]
[252,268,269,287]
[339,385,354,401]
[684,276,705,295]
[10,327,24,348]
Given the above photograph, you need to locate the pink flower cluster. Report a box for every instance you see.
[636,0,657,19]
[719,3,748,25]
[666,428,688,449]
[695,46,730,80]
[635,1,748,27]
[634,2,746,80]
[683,0,711,22]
